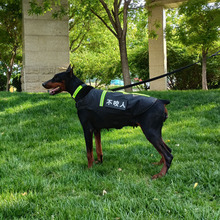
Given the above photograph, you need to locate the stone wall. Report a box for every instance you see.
[147,0,185,90]
[22,0,69,92]
[148,6,167,90]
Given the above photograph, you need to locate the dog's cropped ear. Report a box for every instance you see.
[70,68,74,78]
[66,65,72,72]
[66,65,74,77]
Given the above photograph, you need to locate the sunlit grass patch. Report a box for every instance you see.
[0,90,219,219]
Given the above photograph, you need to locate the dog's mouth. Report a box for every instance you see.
[49,87,62,95]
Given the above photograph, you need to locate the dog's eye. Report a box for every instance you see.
[53,76,60,82]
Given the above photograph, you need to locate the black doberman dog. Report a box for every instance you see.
[42,65,173,179]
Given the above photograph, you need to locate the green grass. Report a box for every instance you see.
[0,90,219,220]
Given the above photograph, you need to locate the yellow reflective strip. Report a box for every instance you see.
[73,85,83,99]
[99,90,107,107]
[122,91,150,97]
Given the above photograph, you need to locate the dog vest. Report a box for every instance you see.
[75,88,157,117]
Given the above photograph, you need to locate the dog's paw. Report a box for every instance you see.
[95,155,103,164]
[95,158,103,164]
[152,171,166,179]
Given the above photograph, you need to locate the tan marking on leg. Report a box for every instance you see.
[152,157,164,166]
[95,131,103,163]
[152,154,168,179]
[87,151,94,168]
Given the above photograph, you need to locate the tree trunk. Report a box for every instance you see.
[6,71,12,91]
[118,37,132,92]
[202,50,208,90]
[6,47,17,91]
[93,0,132,92]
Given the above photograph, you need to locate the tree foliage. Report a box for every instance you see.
[166,7,220,90]
[175,0,220,90]
[28,0,67,18]
[0,64,7,91]
[70,22,121,87]
[177,0,220,50]
[70,1,148,87]
[72,0,141,91]
[69,2,94,53]
[0,0,22,91]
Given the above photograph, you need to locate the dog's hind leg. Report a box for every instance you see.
[152,140,172,166]
[144,129,173,179]
[152,157,164,166]
[94,130,103,164]
[139,114,173,179]
[83,127,94,168]
[162,140,172,153]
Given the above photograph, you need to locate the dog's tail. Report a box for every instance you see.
[159,99,170,121]
[159,99,170,105]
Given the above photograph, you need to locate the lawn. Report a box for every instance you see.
[0,89,219,219]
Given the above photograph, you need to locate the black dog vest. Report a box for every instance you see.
[75,88,157,117]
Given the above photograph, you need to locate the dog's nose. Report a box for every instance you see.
[42,82,46,88]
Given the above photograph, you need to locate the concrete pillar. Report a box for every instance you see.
[22,0,69,92]
[148,6,167,90]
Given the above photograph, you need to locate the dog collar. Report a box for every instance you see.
[72,84,84,100]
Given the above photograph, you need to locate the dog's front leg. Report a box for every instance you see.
[83,127,94,168]
[94,130,103,164]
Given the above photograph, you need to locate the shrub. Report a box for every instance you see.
[167,44,220,89]
[12,73,22,92]
[0,73,7,91]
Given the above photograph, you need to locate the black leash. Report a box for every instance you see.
[111,49,220,91]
